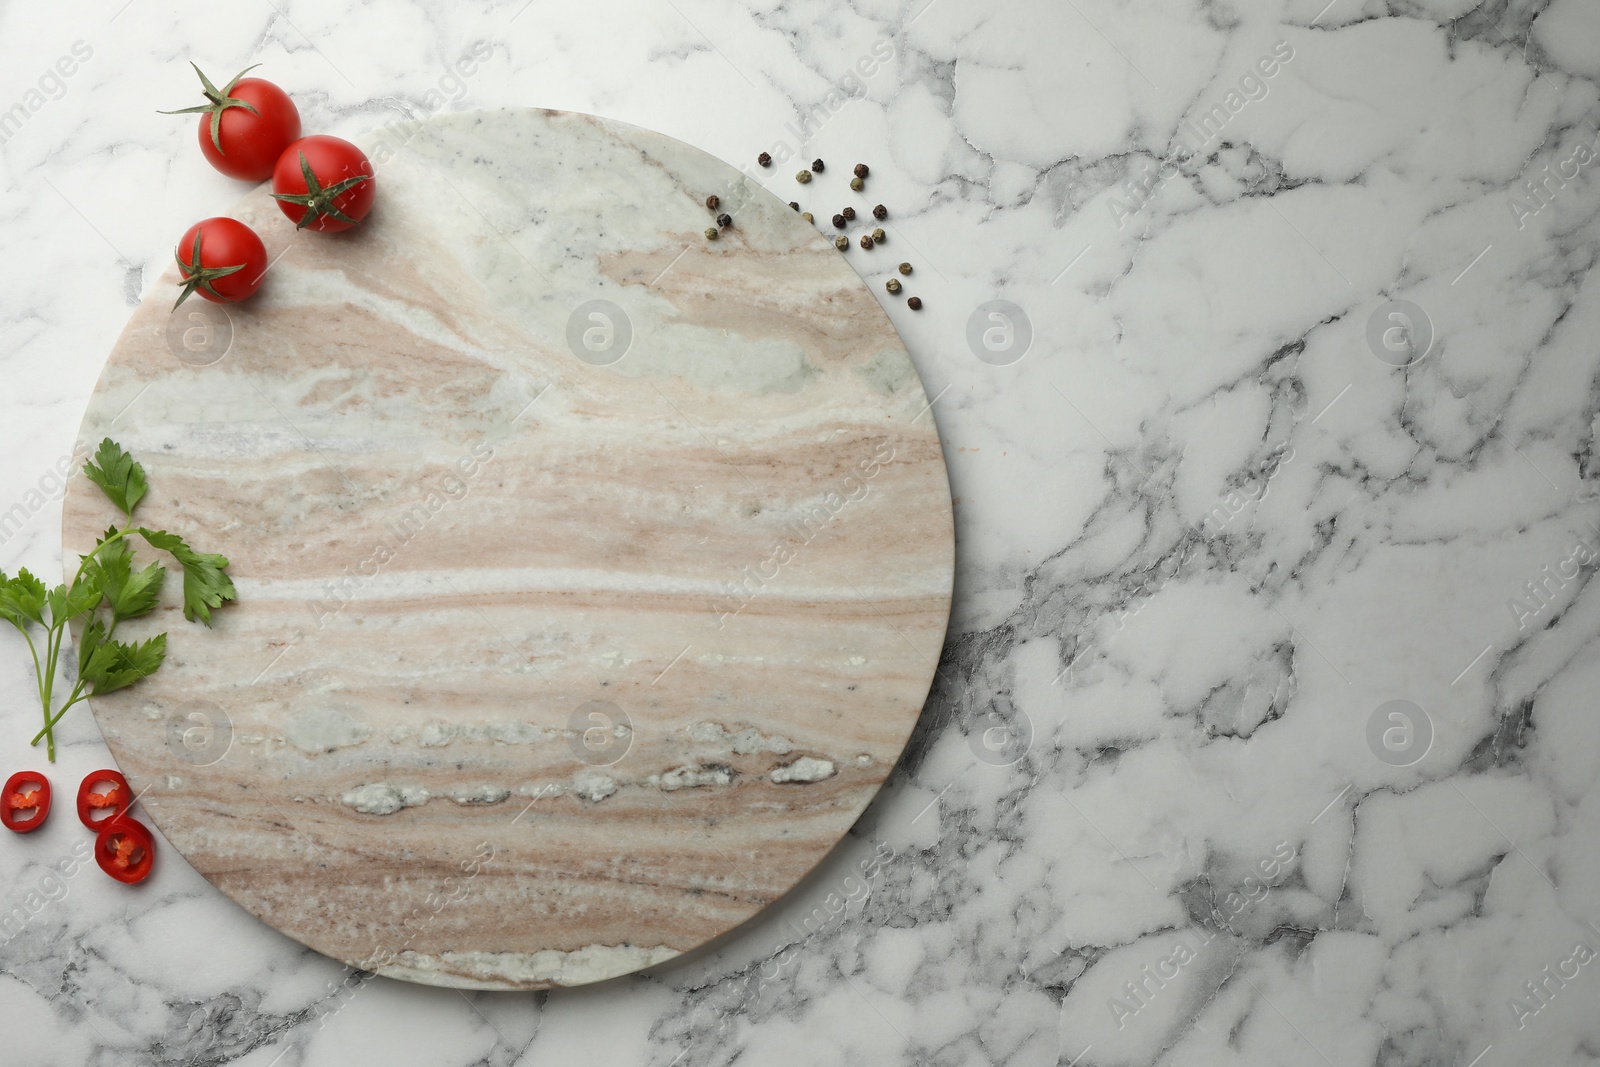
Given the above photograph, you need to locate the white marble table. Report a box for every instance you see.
[4,0,1600,1063]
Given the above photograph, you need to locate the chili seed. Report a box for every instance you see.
[706,194,720,210]
[842,206,856,221]
[854,163,869,178]
[872,204,887,220]
[796,170,812,184]
[859,234,874,249]
[789,201,800,211]
[717,213,732,229]
[886,278,902,294]
[849,176,864,192]
[812,159,825,173]
[758,152,772,167]
[705,227,719,240]
[907,296,922,310]
[898,262,912,275]
[832,213,847,229]
[871,228,886,243]
[835,235,849,250]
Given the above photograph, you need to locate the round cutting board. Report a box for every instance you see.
[62,108,952,990]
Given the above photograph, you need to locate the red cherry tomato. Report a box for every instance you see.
[2,771,51,833]
[174,217,268,309]
[95,816,155,884]
[271,135,376,233]
[76,768,132,829]
[162,64,301,182]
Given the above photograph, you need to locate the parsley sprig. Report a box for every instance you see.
[0,439,236,761]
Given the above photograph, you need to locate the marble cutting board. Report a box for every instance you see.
[59,108,953,991]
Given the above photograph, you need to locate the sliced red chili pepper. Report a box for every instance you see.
[1,771,51,834]
[94,815,155,884]
[76,769,132,829]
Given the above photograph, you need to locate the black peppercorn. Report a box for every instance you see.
[859,234,874,250]
[717,213,732,228]
[758,152,772,167]
[789,201,800,211]
[853,163,869,178]
[872,204,887,220]
[907,296,922,310]
[811,158,825,173]
[842,206,856,221]
[706,194,720,210]
[832,213,847,229]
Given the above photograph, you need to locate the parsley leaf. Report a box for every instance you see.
[138,528,236,626]
[81,632,167,695]
[83,438,148,518]
[0,568,48,627]
[88,531,166,622]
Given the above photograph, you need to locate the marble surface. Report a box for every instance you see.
[4,0,1600,1062]
[57,107,953,991]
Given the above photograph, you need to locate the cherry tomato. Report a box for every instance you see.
[271,135,376,233]
[95,815,155,884]
[174,217,268,309]
[162,64,301,182]
[2,771,51,834]
[76,768,131,829]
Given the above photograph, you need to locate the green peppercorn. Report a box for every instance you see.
[832,213,847,229]
[705,227,718,240]
[871,228,886,243]
[812,158,825,173]
[706,194,720,210]
[835,235,849,250]
[796,170,812,184]
[849,176,864,192]
[802,212,814,223]
[842,206,856,221]
[898,262,912,275]
[886,278,902,294]
[717,213,732,229]
[873,204,887,220]
[758,152,772,167]
[907,296,922,310]
[859,234,873,249]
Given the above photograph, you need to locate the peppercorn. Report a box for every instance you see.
[835,235,849,250]
[886,278,902,294]
[842,206,856,221]
[873,204,887,220]
[758,152,772,167]
[898,262,912,275]
[849,176,864,192]
[812,158,825,173]
[802,212,814,223]
[706,194,720,210]
[789,201,800,211]
[871,227,886,243]
[832,213,847,229]
[796,170,812,184]
[907,296,922,310]
[854,163,869,178]
[717,213,732,229]
[705,227,719,240]
[859,234,874,249]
